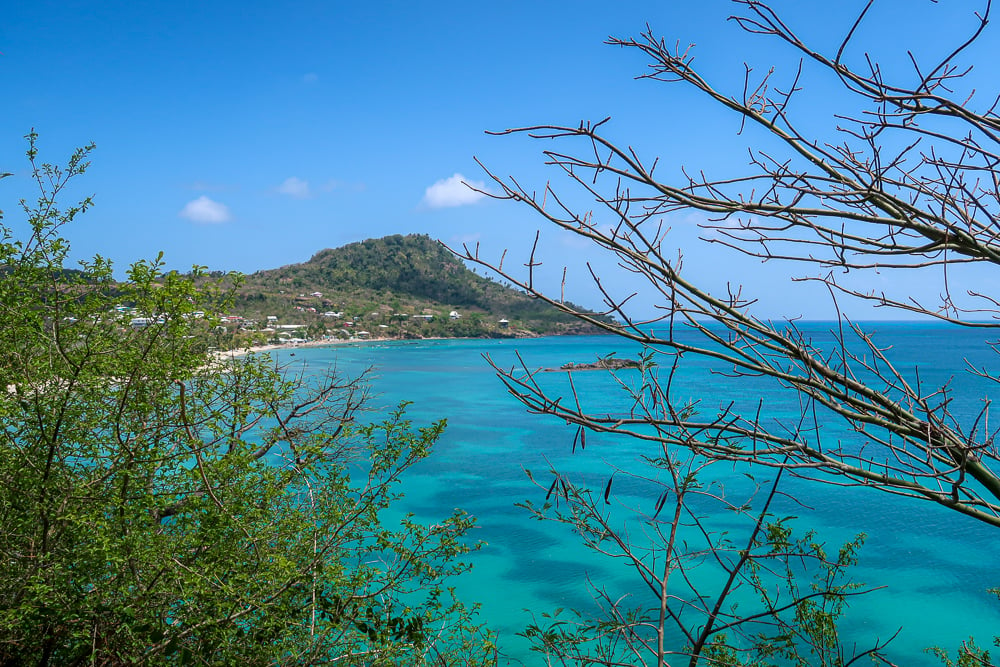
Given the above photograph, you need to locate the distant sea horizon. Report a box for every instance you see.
[272,325,1000,665]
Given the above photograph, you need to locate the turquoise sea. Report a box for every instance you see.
[273,326,1000,665]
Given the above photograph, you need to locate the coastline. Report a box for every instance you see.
[209,328,553,363]
[211,336,397,362]
[206,327,584,367]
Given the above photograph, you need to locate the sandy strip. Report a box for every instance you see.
[209,336,398,363]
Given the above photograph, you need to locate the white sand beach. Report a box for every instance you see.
[209,335,406,364]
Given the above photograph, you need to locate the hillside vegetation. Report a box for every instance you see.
[227,234,605,340]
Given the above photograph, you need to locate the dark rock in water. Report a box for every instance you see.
[543,357,641,372]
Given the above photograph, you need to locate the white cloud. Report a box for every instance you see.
[179,196,232,224]
[422,173,488,209]
[277,177,311,199]
[303,72,319,84]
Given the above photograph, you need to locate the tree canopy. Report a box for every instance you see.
[0,134,494,665]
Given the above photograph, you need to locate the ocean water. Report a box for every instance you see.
[272,326,1000,665]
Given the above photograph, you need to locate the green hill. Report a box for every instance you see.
[229,234,606,340]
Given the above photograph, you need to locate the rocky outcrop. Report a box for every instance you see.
[544,357,641,372]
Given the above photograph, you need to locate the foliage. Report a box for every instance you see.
[926,588,999,666]
[0,134,494,665]
[457,0,1000,664]
[928,640,994,667]
[227,234,608,339]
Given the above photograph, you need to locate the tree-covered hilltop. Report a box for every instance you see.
[229,233,608,339]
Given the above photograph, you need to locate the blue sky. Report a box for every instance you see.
[2,1,997,319]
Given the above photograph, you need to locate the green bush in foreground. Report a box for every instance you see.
[0,134,494,665]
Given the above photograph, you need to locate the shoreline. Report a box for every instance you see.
[211,336,398,362]
[207,328,587,365]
